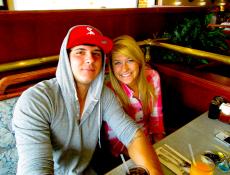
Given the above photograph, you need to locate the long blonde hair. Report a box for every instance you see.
[109,35,155,115]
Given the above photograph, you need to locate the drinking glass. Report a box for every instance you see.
[126,165,149,175]
[190,155,215,175]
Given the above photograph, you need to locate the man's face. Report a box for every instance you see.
[69,45,103,88]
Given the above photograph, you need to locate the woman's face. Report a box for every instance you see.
[112,54,139,88]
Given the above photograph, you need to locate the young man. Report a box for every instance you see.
[12,25,163,175]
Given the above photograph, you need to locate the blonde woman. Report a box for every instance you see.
[104,35,165,158]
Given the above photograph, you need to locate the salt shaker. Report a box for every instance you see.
[208,96,225,119]
[219,103,230,124]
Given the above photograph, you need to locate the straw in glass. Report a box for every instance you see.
[120,154,130,174]
[188,143,197,166]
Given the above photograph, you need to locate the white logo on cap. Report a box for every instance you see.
[101,40,107,44]
[87,27,95,35]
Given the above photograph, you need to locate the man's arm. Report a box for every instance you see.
[13,88,54,175]
[127,129,163,175]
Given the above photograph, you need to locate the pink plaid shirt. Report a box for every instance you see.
[103,67,164,157]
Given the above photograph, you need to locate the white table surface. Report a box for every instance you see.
[105,112,230,175]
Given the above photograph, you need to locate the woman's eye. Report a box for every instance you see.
[128,59,134,63]
[113,61,121,65]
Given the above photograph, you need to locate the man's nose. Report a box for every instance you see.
[85,53,94,64]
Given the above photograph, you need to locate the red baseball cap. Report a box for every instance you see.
[67,25,113,54]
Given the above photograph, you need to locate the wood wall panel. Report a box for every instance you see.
[0,7,206,64]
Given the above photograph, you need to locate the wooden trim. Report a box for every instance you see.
[0,67,56,100]
[0,92,22,101]
[138,40,230,65]
[0,55,58,73]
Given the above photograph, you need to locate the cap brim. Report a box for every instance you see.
[67,35,113,54]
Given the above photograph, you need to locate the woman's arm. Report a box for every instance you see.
[127,129,163,175]
[103,88,163,174]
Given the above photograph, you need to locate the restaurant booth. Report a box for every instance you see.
[0,6,229,174]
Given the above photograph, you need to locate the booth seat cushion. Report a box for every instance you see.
[0,97,19,175]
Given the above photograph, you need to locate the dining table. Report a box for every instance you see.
[105,111,230,175]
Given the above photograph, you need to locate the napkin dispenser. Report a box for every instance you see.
[208,96,226,119]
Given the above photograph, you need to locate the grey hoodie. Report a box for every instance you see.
[12,27,139,175]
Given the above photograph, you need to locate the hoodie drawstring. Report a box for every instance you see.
[98,101,102,148]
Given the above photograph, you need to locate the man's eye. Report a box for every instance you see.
[71,50,85,55]
[93,52,102,57]
[75,51,85,55]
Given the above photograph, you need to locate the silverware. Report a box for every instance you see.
[158,144,191,174]
[159,148,185,166]
[158,148,190,174]
[163,144,191,167]
[158,153,189,175]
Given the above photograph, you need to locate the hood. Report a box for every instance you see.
[56,26,106,119]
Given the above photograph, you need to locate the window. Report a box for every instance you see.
[0,0,8,10]
[13,0,139,10]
